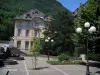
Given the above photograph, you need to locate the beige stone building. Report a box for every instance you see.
[13,9,50,52]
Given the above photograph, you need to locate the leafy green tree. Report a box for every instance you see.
[75,0,100,54]
[44,10,75,56]
[0,0,16,40]
[30,38,40,69]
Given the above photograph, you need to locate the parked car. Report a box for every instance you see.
[0,47,5,67]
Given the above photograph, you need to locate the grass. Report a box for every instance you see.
[46,60,82,65]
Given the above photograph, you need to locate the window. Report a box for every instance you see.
[26,13,31,18]
[35,11,38,14]
[25,41,29,50]
[16,21,21,25]
[27,22,30,24]
[31,41,33,47]
[32,12,34,14]
[26,30,29,37]
[17,29,21,36]
[34,30,38,37]
[26,13,31,17]
[17,41,21,49]
[35,21,39,26]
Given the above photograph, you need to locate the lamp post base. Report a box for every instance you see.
[48,56,49,60]
[86,63,90,75]
[86,72,90,75]
[48,51,49,60]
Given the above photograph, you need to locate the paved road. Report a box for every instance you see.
[0,60,27,75]
[25,57,100,75]
[0,56,100,75]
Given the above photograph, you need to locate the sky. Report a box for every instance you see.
[58,0,87,12]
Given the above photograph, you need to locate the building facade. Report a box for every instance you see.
[72,2,87,19]
[13,9,50,52]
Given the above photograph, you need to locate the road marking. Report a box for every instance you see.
[52,66,69,75]
[24,60,29,75]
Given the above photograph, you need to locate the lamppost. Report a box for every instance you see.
[45,37,54,60]
[76,22,96,75]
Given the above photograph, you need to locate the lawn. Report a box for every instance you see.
[46,60,82,65]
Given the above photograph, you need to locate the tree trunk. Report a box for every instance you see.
[34,55,36,69]
[32,57,34,68]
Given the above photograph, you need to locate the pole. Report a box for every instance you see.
[48,41,51,60]
[86,33,90,75]
[6,71,9,75]
[34,55,36,69]
[48,50,49,60]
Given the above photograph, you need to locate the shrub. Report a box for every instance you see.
[89,53,100,61]
[46,60,81,65]
[57,53,70,61]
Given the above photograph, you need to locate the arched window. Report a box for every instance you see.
[35,11,38,14]
[17,29,21,36]
[34,30,38,37]
[26,13,31,18]
[26,30,29,37]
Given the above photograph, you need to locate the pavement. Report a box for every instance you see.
[0,56,100,75]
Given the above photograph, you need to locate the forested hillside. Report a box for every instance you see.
[0,0,70,40]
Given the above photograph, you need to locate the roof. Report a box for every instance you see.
[15,9,51,21]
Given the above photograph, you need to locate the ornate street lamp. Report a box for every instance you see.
[45,37,54,60]
[76,22,96,75]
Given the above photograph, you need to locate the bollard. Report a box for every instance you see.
[6,71,9,75]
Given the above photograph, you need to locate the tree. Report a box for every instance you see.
[0,0,16,40]
[75,0,100,55]
[44,10,75,56]
[30,38,40,69]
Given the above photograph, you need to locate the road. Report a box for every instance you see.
[0,56,100,75]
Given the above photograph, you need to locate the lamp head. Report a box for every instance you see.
[76,27,82,33]
[45,39,49,42]
[88,28,92,33]
[89,26,96,32]
[51,39,54,42]
[84,22,90,28]
[54,31,57,33]
[48,37,50,40]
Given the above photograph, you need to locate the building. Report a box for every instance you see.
[13,9,50,52]
[72,2,87,19]
[72,8,78,19]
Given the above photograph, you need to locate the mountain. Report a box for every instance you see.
[6,0,70,15]
[0,0,71,40]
